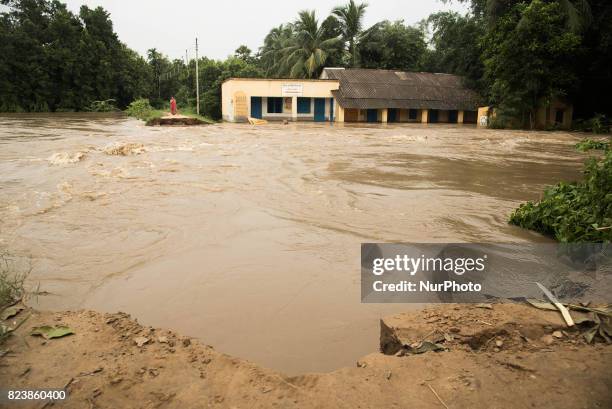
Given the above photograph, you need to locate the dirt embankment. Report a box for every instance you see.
[1,304,610,409]
[146,115,207,126]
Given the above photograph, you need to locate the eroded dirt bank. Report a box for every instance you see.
[2,304,610,409]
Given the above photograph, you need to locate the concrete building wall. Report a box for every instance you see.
[222,78,339,122]
[477,99,572,129]
[535,99,573,129]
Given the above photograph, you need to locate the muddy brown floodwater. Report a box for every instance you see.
[0,113,587,374]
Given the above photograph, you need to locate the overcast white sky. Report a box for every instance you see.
[61,0,468,60]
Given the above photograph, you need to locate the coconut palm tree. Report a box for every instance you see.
[279,10,341,78]
[332,0,368,67]
[260,24,296,77]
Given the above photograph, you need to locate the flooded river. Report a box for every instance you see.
[0,113,587,374]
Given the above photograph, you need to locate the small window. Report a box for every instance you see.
[555,109,564,124]
[297,97,311,114]
[267,97,283,114]
[408,109,417,120]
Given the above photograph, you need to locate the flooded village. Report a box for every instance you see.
[0,0,610,408]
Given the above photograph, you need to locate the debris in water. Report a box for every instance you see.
[103,143,145,156]
[47,151,86,165]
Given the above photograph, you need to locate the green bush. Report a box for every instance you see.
[125,98,155,120]
[575,137,610,152]
[589,114,610,134]
[509,150,612,242]
[573,114,611,134]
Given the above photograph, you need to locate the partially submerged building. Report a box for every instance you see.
[477,98,574,129]
[221,68,480,124]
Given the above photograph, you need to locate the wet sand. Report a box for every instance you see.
[0,113,587,374]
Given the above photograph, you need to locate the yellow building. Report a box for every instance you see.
[221,68,481,124]
[221,78,339,122]
[477,98,573,129]
[535,98,573,129]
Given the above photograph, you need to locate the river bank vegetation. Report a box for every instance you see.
[509,139,611,242]
[1,0,610,126]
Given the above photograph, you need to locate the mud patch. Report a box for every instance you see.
[146,117,207,126]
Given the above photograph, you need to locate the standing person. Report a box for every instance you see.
[170,96,177,115]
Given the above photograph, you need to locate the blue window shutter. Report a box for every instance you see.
[297,97,311,114]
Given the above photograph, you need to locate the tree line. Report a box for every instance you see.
[0,0,151,112]
[1,0,610,127]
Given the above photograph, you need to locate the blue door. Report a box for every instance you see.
[314,98,326,122]
[428,109,439,123]
[388,108,398,122]
[448,110,458,123]
[329,98,334,122]
[250,97,262,119]
[367,109,378,123]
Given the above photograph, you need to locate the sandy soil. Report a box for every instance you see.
[2,304,610,409]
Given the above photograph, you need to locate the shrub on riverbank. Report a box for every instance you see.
[126,98,154,119]
[509,150,612,242]
[573,114,611,135]
[575,137,610,152]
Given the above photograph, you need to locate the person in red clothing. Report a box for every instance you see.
[170,97,177,115]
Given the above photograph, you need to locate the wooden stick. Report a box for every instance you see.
[535,282,575,327]
[426,383,450,409]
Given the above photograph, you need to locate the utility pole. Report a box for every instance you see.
[195,38,200,116]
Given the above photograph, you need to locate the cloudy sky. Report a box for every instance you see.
[61,0,468,60]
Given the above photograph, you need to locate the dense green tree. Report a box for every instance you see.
[484,0,591,32]
[358,20,426,71]
[0,0,152,111]
[234,45,258,65]
[421,12,485,90]
[201,57,263,119]
[432,0,610,123]
[570,0,612,119]
[483,0,582,128]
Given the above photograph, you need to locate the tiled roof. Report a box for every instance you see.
[323,68,481,110]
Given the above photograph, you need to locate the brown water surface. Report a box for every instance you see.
[0,113,586,373]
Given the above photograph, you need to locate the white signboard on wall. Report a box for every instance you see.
[282,84,303,97]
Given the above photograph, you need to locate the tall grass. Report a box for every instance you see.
[0,253,28,310]
[0,252,30,343]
